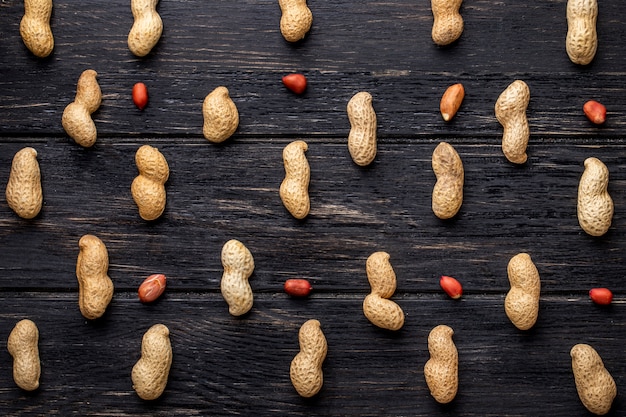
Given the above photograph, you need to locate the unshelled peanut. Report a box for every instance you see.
[202,86,239,143]
[432,142,464,219]
[279,0,313,42]
[132,324,172,400]
[505,253,540,330]
[440,83,464,121]
[7,319,40,391]
[279,140,310,219]
[76,234,114,320]
[20,0,54,58]
[62,69,102,148]
[566,0,598,65]
[571,343,616,415]
[5,147,43,219]
[431,0,463,46]
[131,145,169,221]
[220,239,255,316]
[128,0,163,57]
[347,91,377,166]
[424,325,458,404]
[363,252,404,331]
[577,157,613,236]
[495,80,530,164]
[290,319,327,397]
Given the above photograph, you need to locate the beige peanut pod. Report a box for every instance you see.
[279,140,310,219]
[202,86,239,143]
[577,157,613,237]
[76,234,114,320]
[7,319,40,391]
[131,145,169,221]
[279,0,313,42]
[424,325,458,404]
[347,91,377,166]
[495,80,530,164]
[131,324,172,400]
[5,147,43,219]
[362,251,404,331]
[20,0,54,58]
[220,239,255,316]
[128,0,163,57]
[571,344,616,415]
[290,319,327,397]
[62,69,102,148]
[566,0,598,65]
[505,253,540,330]
[432,142,463,219]
[431,0,463,46]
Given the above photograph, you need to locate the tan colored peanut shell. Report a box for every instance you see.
[440,83,465,121]
[431,0,463,46]
[220,239,255,316]
[131,145,169,221]
[132,324,172,400]
[495,80,530,164]
[571,344,616,415]
[202,86,239,143]
[347,91,377,166]
[7,319,40,391]
[577,157,613,237]
[362,251,404,331]
[566,0,598,65]
[20,0,54,58]
[62,69,102,148]
[290,319,327,397]
[5,147,43,219]
[432,142,464,219]
[128,0,163,57]
[279,140,310,219]
[424,325,458,404]
[76,234,114,320]
[279,0,313,42]
[505,253,540,330]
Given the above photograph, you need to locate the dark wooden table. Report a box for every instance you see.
[1,0,625,415]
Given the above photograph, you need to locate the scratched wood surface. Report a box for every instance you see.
[0,0,625,416]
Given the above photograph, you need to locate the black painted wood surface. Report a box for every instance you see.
[0,0,625,415]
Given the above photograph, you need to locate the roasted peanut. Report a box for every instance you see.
[20,0,54,58]
[131,145,169,221]
[5,147,43,219]
[7,319,40,391]
[577,157,613,236]
[76,234,114,320]
[132,324,172,400]
[362,252,404,331]
[566,0,598,65]
[128,0,163,57]
[571,344,616,415]
[505,253,540,330]
[431,0,463,46]
[290,319,327,397]
[424,325,458,404]
[495,80,530,164]
[279,140,310,219]
[440,83,464,121]
[347,91,377,166]
[202,86,239,143]
[62,69,102,148]
[279,0,313,42]
[432,142,464,219]
[220,239,255,316]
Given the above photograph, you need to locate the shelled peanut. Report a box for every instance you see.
[5,147,43,219]
[362,252,404,331]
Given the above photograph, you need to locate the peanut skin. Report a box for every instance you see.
[279,0,313,42]
[220,239,255,316]
[7,319,40,391]
[566,0,598,65]
[132,324,172,400]
[362,252,404,331]
[432,142,464,219]
[505,253,540,330]
[571,344,616,415]
[62,69,102,148]
[202,86,239,143]
[20,0,54,58]
[279,140,310,219]
[131,145,169,221]
[495,80,530,164]
[5,147,43,219]
[424,325,458,404]
[76,234,114,320]
[347,91,377,166]
[290,319,327,397]
[128,0,163,57]
[577,157,613,237]
[431,0,464,46]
